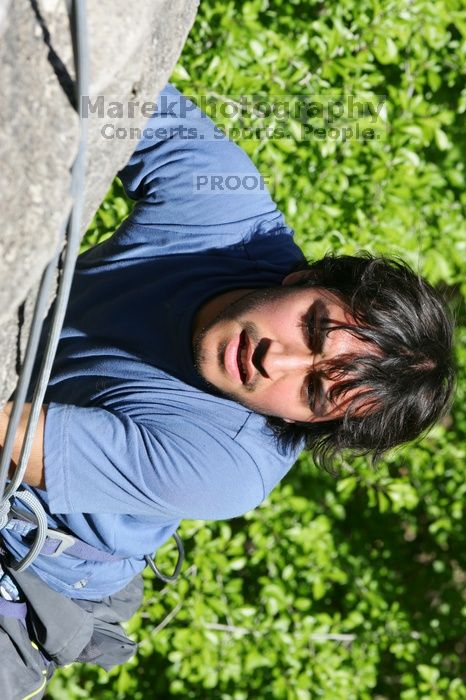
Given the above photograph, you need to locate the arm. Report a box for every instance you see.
[42,402,264,519]
[116,83,282,230]
[76,83,294,266]
[0,402,46,489]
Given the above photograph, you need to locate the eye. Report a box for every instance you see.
[305,372,318,409]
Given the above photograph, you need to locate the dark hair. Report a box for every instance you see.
[267,253,456,471]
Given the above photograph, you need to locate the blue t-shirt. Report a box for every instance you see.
[3,84,305,599]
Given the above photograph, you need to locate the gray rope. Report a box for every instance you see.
[0,248,63,500]
[0,1,185,583]
[0,0,89,572]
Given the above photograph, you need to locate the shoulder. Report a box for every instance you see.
[139,403,299,520]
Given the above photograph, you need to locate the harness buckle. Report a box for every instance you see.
[45,530,76,557]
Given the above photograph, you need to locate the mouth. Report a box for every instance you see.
[224,329,250,384]
[237,330,248,383]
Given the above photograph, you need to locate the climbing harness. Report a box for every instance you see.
[0,0,183,583]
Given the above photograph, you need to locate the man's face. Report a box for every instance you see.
[192,285,372,423]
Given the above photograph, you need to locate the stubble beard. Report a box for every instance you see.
[192,286,288,405]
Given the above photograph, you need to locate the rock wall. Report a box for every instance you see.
[0,0,198,403]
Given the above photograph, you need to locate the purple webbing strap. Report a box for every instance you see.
[0,597,27,620]
[6,516,125,562]
[40,536,124,562]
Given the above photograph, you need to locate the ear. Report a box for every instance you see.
[282,270,319,287]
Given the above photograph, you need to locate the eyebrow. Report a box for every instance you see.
[302,300,331,416]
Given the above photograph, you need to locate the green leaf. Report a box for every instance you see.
[435,128,451,151]
[372,35,399,65]
[386,481,419,511]
[312,579,326,600]
[417,664,440,685]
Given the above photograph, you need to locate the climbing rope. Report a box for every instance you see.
[0,0,89,572]
[0,1,185,581]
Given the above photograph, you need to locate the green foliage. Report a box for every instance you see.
[80,179,134,253]
[171,0,465,292]
[48,0,465,698]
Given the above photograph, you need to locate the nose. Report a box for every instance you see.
[261,342,312,380]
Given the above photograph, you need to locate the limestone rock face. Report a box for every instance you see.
[0,0,198,403]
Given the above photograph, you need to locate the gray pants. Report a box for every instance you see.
[0,561,143,700]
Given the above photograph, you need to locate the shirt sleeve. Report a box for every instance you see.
[44,402,265,520]
[116,83,283,233]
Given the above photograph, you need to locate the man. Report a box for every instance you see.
[0,84,455,697]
